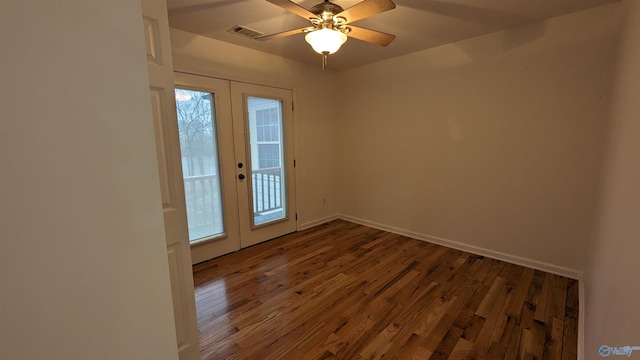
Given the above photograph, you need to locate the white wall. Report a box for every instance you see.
[585,0,640,357]
[336,4,622,273]
[170,29,340,228]
[0,2,178,360]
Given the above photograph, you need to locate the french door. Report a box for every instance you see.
[173,73,296,263]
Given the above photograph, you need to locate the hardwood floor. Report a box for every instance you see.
[192,220,579,360]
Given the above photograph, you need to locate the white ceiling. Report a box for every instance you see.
[167,0,619,70]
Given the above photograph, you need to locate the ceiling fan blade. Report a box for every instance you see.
[255,26,311,41]
[265,0,318,20]
[347,25,396,46]
[336,0,396,24]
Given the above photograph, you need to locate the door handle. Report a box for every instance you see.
[238,174,245,180]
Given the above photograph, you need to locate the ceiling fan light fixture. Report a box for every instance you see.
[305,28,347,54]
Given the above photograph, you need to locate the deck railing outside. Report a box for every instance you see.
[183,167,283,239]
[183,174,223,241]
[251,167,283,215]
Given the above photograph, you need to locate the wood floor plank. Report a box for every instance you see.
[449,337,474,360]
[562,278,580,360]
[534,273,554,322]
[192,220,579,359]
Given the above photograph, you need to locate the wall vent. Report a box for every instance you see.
[227,25,263,39]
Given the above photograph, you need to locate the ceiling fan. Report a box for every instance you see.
[257,0,397,68]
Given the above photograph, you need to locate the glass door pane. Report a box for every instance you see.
[175,88,224,242]
[247,96,286,226]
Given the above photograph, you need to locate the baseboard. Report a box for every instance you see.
[298,214,339,230]
[337,213,583,280]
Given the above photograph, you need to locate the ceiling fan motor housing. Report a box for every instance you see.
[310,1,345,23]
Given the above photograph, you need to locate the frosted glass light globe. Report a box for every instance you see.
[305,28,348,54]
